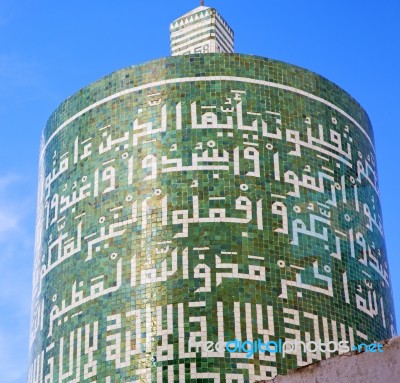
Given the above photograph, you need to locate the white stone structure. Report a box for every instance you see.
[170,5,234,55]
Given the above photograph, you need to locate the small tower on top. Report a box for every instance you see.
[170,3,234,56]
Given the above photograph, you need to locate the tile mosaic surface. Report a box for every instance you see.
[29,54,395,382]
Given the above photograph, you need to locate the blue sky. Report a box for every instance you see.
[0,1,399,381]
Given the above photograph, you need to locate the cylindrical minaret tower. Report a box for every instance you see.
[28,5,395,383]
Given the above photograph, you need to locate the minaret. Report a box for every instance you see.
[28,3,396,382]
[170,3,234,55]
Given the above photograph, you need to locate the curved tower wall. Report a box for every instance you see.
[29,54,396,382]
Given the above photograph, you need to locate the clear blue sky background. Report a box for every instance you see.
[0,1,399,381]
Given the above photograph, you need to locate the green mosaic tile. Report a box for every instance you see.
[29,53,395,383]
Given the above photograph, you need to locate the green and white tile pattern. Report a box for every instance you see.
[28,54,395,383]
